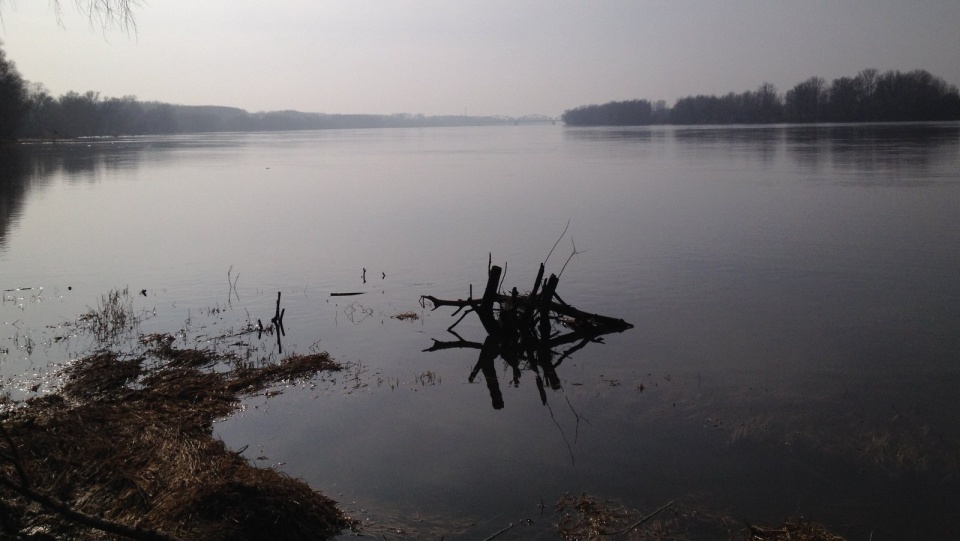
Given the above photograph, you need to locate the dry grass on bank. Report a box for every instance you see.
[553,493,846,541]
[0,338,354,541]
[743,519,845,541]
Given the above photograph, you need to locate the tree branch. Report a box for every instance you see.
[0,421,179,541]
[0,476,181,541]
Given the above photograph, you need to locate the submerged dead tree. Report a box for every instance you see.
[420,255,632,409]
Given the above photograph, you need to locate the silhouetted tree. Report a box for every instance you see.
[98,95,148,135]
[0,41,29,140]
[671,93,740,124]
[142,102,177,133]
[869,69,960,122]
[19,83,59,137]
[826,76,861,122]
[651,100,670,123]
[755,82,783,123]
[856,68,879,119]
[668,84,781,125]
[566,68,958,126]
[561,100,653,126]
[56,91,103,137]
[784,76,827,122]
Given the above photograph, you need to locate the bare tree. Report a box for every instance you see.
[0,0,140,32]
[60,0,140,31]
[0,39,28,139]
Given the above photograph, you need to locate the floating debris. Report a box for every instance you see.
[391,311,420,321]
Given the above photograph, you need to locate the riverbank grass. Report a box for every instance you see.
[0,338,354,540]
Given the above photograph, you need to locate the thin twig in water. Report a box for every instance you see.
[565,396,590,443]
[482,522,516,541]
[558,238,584,279]
[547,402,576,466]
[545,219,571,266]
[599,499,677,536]
[227,266,240,304]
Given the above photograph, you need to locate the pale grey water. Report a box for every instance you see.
[2,123,960,538]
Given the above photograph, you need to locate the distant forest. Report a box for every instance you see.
[0,42,517,140]
[4,35,960,140]
[562,69,960,126]
[12,91,509,138]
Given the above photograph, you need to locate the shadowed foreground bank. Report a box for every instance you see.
[0,337,354,540]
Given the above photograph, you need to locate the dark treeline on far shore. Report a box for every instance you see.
[562,69,960,126]
[0,42,515,140]
[5,34,960,140]
[9,89,509,139]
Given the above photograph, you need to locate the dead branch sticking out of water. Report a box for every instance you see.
[420,256,632,409]
[256,291,287,353]
[0,344,353,540]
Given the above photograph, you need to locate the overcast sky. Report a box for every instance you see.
[2,1,959,117]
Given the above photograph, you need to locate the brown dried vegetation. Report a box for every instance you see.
[0,340,353,540]
[553,493,846,541]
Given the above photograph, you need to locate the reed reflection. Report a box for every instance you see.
[0,146,29,251]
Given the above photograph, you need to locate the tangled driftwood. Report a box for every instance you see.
[421,257,632,409]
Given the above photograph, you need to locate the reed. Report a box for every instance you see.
[78,287,144,344]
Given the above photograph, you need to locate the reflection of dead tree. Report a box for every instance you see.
[227,266,240,306]
[420,256,632,410]
[343,302,374,325]
[256,292,286,353]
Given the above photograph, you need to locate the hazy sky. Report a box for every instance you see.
[2,1,959,117]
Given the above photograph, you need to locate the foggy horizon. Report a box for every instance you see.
[2,1,959,118]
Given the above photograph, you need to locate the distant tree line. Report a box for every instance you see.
[8,85,512,139]
[0,42,520,141]
[562,69,960,126]
[0,42,29,140]
[561,100,655,126]
[5,34,960,139]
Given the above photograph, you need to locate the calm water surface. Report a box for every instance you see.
[2,123,960,538]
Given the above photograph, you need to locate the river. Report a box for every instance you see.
[2,123,959,538]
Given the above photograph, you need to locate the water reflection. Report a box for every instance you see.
[426,324,627,410]
[564,122,960,182]
[785,123,960,180]
[0,137,254,252]
[0,142,143,251]
[422,264,632,410]
[673,125,781,164]
[13,141,146,183]
[562,127,666,143]
[4,125,959,538]
[0,147,29,251]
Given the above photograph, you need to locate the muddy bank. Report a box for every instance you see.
[0,335,354,540]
